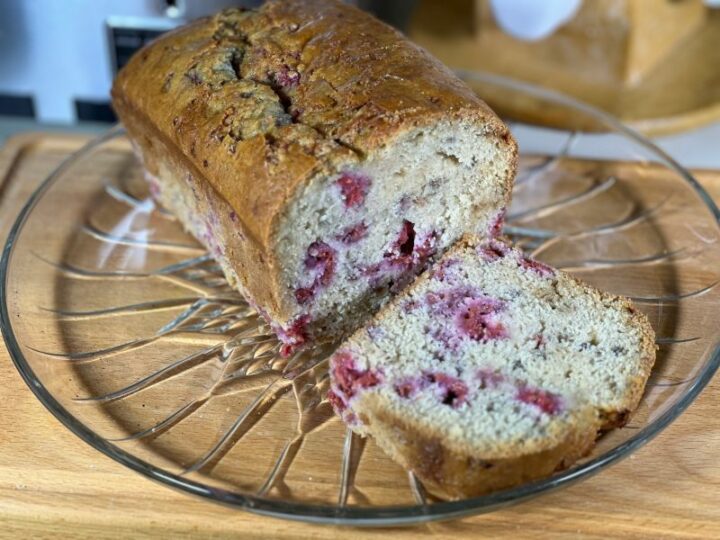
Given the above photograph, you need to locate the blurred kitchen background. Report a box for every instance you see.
[0,0,718,166]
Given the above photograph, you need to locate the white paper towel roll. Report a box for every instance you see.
[488,0,581,41]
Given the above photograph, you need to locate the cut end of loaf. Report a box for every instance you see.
[275,118,515,350]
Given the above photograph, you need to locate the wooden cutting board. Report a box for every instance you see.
[408,5,720,136]
[0,133,719,539]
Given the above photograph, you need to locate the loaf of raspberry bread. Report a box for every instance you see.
[111,0,517,355]
[328,236,656,499]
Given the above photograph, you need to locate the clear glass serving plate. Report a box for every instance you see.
[2,73,719,525]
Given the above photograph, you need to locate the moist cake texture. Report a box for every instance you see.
[328,236,656,498]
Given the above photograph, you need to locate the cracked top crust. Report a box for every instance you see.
[111,0,509,247]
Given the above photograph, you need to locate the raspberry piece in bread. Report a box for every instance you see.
[328,236,656,499]
[111,0,517,355]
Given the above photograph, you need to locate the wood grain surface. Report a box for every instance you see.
[0,134,719,539]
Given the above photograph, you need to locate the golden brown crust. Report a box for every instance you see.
[360,396,598,499]
[112,0,515,325]
[118,105,285,314]
[258,0,508,151]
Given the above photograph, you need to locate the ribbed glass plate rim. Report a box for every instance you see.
[2,73,720,526]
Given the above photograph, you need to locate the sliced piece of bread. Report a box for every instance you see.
[328,235,656,499]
